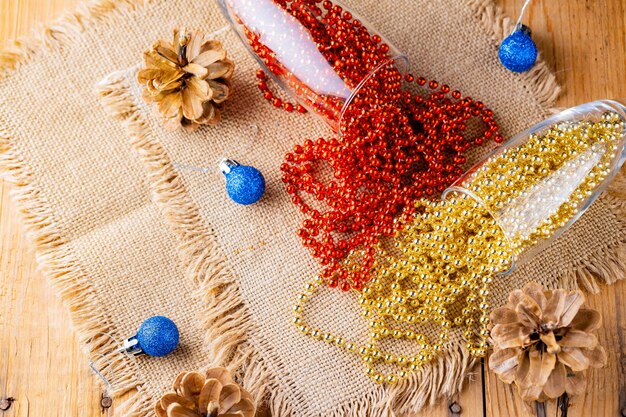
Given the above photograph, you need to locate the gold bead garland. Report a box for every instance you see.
[293,112,625,384]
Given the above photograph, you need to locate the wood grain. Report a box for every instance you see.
[486,1,626,416]
[0,1,624,416]
[0,3,102,417]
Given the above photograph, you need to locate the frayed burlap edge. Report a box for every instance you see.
[0,1,155,416]
[558,193,626,293]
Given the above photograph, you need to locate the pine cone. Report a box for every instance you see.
[488,282,606,402]
[155,368,256,417]
[138,29,235,132]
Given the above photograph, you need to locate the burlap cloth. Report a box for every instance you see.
[1,0,625,416]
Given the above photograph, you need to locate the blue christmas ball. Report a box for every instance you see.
[498,25,538,73]
[224,164,266,205]
[136,316,179,357]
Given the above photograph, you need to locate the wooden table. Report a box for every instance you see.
[1,1,624,416]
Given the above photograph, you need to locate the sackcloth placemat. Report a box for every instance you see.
[1,0,625,416]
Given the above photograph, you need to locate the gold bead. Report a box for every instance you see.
[474,348,487,357]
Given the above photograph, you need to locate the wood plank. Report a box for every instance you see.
[0,183,103,416]
[0,2,103,417]
[485,1,626,416]
[408,369,485,417]
[485,282,626,417]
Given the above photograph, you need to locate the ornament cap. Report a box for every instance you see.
[219,158,240,174]
[516,23,532,37]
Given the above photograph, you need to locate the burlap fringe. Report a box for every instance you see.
[0,1,153,417]
[387,344,478,414]
[558,193,626,293]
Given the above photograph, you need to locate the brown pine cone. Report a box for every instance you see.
[138,29,235,132]
[155,368,256,417]
[488,282,606,402]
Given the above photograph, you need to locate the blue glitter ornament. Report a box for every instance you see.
[220,159,266,205]
[121,316,179,357]
[499,24,538,73]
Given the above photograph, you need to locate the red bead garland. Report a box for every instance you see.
[237,0,503,291]
[281,73,501,291]
[244,0,404,126]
